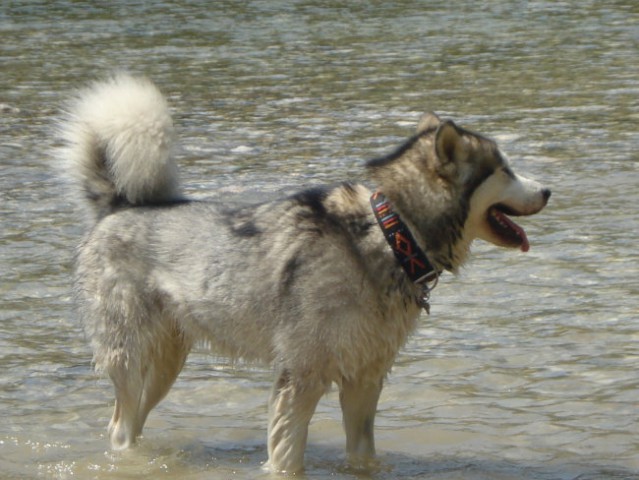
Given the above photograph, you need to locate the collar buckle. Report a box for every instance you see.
[417,274,439,315]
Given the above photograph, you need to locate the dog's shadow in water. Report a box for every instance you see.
[154,440,638,480]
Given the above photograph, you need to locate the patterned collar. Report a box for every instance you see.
[370,191,440,312]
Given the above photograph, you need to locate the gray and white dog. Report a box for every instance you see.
[61,75,550,473]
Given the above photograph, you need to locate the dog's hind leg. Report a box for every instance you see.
[107,319,190,450]
[266,368,326,474]
[339,376,383,465]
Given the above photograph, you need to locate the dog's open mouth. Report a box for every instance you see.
[488,205,530,252]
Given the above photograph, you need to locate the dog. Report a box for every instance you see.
[60,75,550,474]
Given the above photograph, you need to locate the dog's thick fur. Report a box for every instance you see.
[61,75,550,473]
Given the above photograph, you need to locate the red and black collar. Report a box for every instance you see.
[370,191,440,311]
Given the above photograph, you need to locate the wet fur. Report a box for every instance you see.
[61,75,549,474]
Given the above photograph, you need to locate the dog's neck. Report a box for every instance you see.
[370,191,441,312]
[374,183,472,274]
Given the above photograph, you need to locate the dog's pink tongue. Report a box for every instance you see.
[509,217,529,252]
[495,209,530,252]
[510,218,530,252]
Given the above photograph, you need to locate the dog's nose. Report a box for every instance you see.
[542,188,551,202]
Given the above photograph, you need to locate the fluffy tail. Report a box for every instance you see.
[60,74,182,221]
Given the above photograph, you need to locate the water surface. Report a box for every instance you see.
[1,1,638,478]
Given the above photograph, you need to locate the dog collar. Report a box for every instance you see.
[370,191,440,313]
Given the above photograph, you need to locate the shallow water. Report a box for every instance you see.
[1,1,638,479]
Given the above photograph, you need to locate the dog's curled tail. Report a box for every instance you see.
[60,74,181,221]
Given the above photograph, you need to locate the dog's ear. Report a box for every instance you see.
[416,112,441,133]
[435,120,467,164]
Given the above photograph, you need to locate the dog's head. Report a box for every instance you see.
[367,113,550,270]
[429,115,551,253]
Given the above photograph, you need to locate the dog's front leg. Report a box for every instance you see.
[266,368,324,474]
[339,376,383,466]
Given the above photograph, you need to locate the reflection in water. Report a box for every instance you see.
[1,1,638,478]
